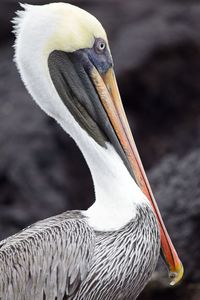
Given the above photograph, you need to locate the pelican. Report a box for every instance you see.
[0,3,183,299]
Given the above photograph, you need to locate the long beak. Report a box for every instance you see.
[90,66,183,286]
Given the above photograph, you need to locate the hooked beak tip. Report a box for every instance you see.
[169,262,184,286]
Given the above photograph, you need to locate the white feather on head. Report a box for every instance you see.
[13,2,108,55]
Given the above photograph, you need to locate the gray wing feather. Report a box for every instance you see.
[0,212,95,300]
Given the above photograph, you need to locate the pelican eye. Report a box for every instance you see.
[94,39,106,54]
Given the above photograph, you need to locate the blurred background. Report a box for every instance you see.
[0,0,200,299]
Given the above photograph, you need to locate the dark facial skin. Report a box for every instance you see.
[48,38,133,178]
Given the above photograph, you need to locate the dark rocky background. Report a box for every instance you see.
[1,0,200,299]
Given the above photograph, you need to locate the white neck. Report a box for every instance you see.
[14,6,149,231]
[83,142,149,231]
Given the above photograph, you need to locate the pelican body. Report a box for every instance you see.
[0,3,183,299]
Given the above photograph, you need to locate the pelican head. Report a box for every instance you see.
[13,2,183,286]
